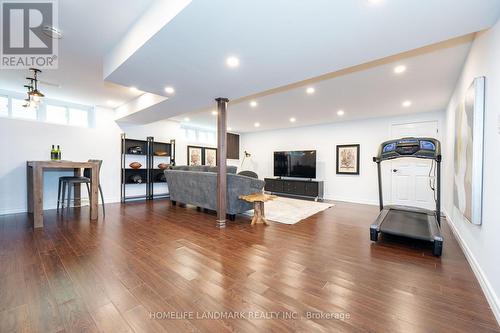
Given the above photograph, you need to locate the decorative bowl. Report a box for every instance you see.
[158,163,169,170]
[155,151,168,156]
[129,162,142,169]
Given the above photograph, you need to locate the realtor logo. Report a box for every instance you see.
[1,0,58,68]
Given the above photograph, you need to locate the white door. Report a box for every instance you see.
[390,121,439,210]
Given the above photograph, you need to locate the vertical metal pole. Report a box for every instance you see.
[377,161,384,211]
[215,98,229,229]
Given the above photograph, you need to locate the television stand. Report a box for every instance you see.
[264,178,324,201]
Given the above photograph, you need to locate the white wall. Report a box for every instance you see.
[0,110,198,214]
[443,21,500,322]
[0,107,122,214]
[239,111,445,205]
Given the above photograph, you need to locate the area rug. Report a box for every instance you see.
[243,196,334,225]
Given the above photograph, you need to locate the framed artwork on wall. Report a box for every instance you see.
[187,146,217,166]
[187,146,203,166]
[453,76,485,225]
[204,148,217,166]
[336,144,360,175]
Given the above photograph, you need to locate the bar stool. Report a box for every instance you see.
[57,159,105,217]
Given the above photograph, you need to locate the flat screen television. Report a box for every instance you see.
[274,150,316,179]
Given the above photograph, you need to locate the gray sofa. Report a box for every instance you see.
[164,166,265,219]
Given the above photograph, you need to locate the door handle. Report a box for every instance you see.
[393,169,398,173]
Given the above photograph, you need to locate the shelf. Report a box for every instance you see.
[121,135,175,202]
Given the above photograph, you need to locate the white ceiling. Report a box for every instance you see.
[106,0,500,123]
[0,0,157,107]
[171,36,472,132]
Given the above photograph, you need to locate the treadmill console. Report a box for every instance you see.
[378,137,440,161]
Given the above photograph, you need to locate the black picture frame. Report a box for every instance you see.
[204,148,217,167]
[187,145,203,166]
[187,145,217,166]
[336,144,360,175]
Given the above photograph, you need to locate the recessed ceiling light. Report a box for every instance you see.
[337,110,345,116]
[164,86,175,94]
[211,110,218,116]
[250,100,258,107]
[183,117,190,122]
[394,65,407,74]
[130,86,138,92]
[402,100,412,107]
[254,122,260,127]
[226,56,240,68]
[306,87,315,95]
[289,117,296,123]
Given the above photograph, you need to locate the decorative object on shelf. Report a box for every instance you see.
[204,148,217,167]
[188,146,203,166]
[154,151,168,156]
[129,162,142,169]
[127,146,143,154]
[336,144,360,175]
[129,174,143,184]
[156,173,166,182]
[454,76,485,225]
[23,68,44,108]
[158,163,169,170]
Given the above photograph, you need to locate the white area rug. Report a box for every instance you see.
[244,197,334,225]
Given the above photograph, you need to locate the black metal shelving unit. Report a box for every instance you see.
[120,134,176,202]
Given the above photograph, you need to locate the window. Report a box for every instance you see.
[46,105,67,124]
[182,126,216,145]
[0,90,93,127]
[11,98,37,120]
[0,95,8,117]
[68,108,88,127]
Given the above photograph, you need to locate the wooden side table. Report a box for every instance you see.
[239,193,277,225]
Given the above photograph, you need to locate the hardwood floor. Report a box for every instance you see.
[0,200,498,333]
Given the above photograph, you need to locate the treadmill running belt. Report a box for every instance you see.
[380,209,433,241]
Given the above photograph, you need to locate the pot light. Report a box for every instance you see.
[394,65,406,74]
[254,122,260,128]
[164,86,175,94]
[337,110,345,116]
[226,56,240,68]
[183,117,190,122]
[211,110,218,116]
[402,100,412,107]
[289,117,296,123]
[130,86,138,92]
[250,100,258,107]
[306,87,315,95]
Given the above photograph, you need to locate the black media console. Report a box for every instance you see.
[264,178,324,201]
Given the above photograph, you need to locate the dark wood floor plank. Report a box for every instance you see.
[0,200,498,333]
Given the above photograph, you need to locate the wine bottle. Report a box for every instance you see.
[50,145,57,160]
[56,145,61,160]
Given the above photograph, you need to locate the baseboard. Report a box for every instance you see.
[444,209,500,326]
[0,196,122,216]
[323,195,378,206]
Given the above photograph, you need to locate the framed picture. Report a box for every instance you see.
[204,148,217,167]
[336,144,360,175]
[453,76,485,225]
[187,146,203,166]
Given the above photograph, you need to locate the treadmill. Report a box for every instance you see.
[370,137,443,256]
